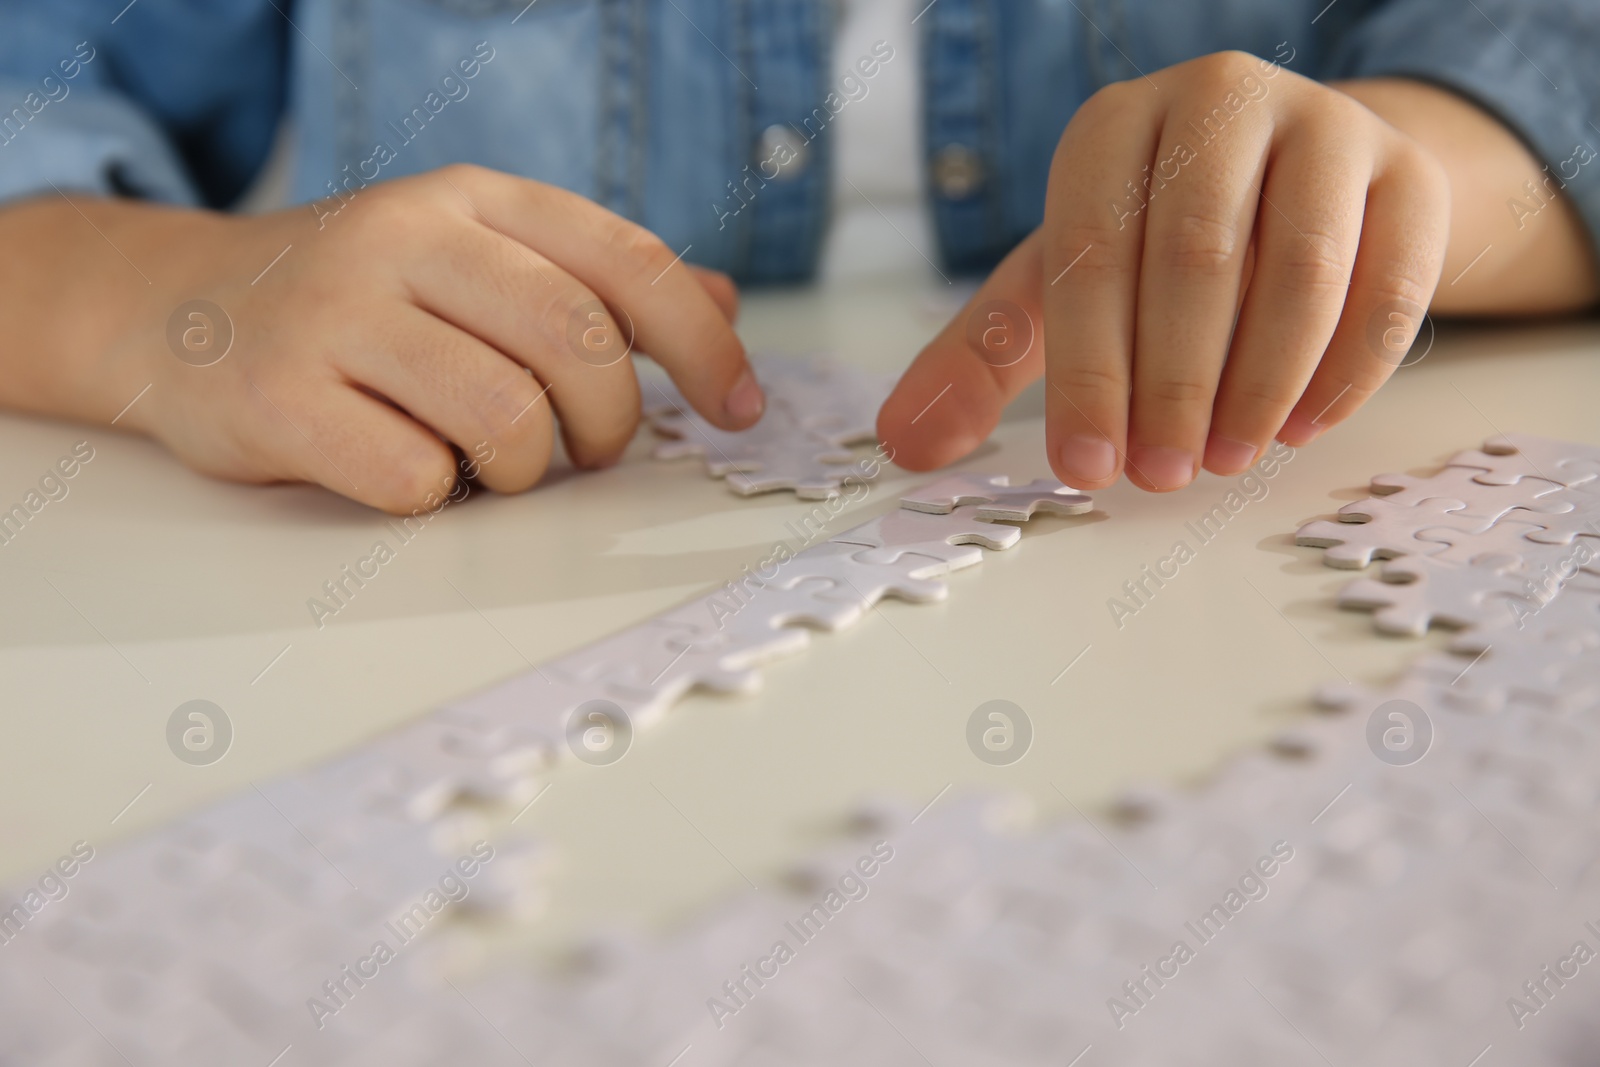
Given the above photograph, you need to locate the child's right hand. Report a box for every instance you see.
[92,165,762,513]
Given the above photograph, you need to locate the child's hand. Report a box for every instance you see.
[121,165,759,513]
[879,52,1452,491]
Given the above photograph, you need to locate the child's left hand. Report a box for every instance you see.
[878,51,1453,491]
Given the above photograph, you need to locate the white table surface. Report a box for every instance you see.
[2,270,1596,953]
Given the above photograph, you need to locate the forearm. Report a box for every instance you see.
[0,196,219,427]
[1335,78,1599,316]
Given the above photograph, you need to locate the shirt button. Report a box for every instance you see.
[931,144,984,199]
[754,124,809,181]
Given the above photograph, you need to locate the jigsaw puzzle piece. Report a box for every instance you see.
[641,544,954,684]
[1410,517,1565,570]
[535,630,712,721]
[1300,449,1600,570]
[1413,629,1600,713]
[1511,490,1600,545]
[773,541,952,601]
[650,413,813,474]
[647,355,893,499]
[369,719,549,819]
[1336,553,1542,636]
[1447,433,1600,489]
[739,355,893,442]
[897,473,1093,521]
[646,576,858,678]
[831,503,1022,571]
[722,446,867,499]
[1295,505,1461,569]
[1367,465,1573,523]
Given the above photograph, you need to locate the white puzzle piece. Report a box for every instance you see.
[898,473,1094,521]
[646,355,896,499]
[1447,432,1600,489]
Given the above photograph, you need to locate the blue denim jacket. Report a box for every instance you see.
[1,0,1596,283]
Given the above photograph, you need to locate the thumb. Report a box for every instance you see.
[876,229,1046,471]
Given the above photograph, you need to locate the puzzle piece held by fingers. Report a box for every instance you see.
[831,504,1023,570]
[898,474,1094,521]
[647,355,895,499]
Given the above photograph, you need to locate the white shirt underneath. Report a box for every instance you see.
[819,0,933,283]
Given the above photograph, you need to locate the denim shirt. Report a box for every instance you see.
[2,0,1597,284]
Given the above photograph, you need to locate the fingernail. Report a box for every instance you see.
[1127,445,1196,490]
[1277,410,1322,447]
[1204,435,1258,474]
[1056,433,1117,485]
[724,368,764,424]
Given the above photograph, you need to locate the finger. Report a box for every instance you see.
[688,265,740,322]
[339,305,562,491]
[246,378,459,515]
[1277,140,1448,445]
[1127,90,1272,491]
[435,165,762,430]
[396,221,636,469]
[877,230,1046,470]
[1205,121,1370,474]
[1042,81,1164,490]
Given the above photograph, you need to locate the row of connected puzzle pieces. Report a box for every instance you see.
[0,473,1094,1065]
